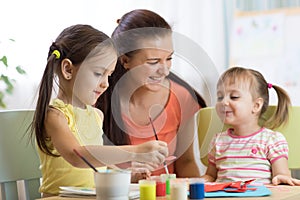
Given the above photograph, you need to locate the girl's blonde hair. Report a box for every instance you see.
[217,66,291,129]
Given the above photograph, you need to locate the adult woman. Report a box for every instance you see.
[96,9,206,181]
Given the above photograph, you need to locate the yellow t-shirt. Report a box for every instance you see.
[38,99,105,195]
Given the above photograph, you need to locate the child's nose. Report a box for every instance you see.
[221,97,229,105]
[99,76,109,88]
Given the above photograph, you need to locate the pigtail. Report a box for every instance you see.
[265,84,291,129]
[31,50,58,156]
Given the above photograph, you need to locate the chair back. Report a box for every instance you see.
[265,106,300,169]
[0,109,41,200]
[197,106,300,169]
[197,107,228,166]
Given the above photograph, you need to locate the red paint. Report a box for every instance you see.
[156,181,166,196]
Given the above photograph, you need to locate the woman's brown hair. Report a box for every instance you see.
[96,9,206,145]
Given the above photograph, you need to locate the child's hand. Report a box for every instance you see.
[272,174,300,186]
[128,166,151,183]
[134,140,168,165]
[201,174,216,182]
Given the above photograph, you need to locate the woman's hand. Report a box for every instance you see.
[131,161,159,171]
[134,140,168,165]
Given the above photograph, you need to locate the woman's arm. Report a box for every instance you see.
[174,114,201,177]
[175,142,201,177]
[45,108,168,168]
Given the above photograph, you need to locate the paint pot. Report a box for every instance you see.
[94,169,131,200]
[139,180,156,200]
[150,176,166,196]
[170,179,187,200]
[189,178,205,200]
[160,173,176,195]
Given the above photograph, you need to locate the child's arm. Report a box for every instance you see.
[201,163,217,182]
[45,108,168,168]
[272,157,300,186]
[127,162,152,183]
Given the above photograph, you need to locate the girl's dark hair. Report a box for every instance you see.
[31,24,114,156]
[217,66,291,129]
[96,9,206,145]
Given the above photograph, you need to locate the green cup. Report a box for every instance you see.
[160,174,176,195]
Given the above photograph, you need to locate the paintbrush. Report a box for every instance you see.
[73,149,98,172]
[149,117,169,175]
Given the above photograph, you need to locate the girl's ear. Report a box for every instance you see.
[253,97,264,114]
[120,55,130,69]
[61,58,74,80]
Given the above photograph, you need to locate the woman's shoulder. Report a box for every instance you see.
[169,79,197,101]
[170,79,189,93]
[169,79,201,115]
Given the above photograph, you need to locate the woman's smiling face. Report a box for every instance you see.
[122,35,173,92]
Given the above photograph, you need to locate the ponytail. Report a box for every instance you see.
[31,53,59,156]
[265,84,291,129]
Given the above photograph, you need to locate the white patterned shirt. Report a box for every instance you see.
[208,127,289,184]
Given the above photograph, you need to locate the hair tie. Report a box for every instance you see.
[267,83,273,89]
[52,50,61,59]
[116,19,120,24]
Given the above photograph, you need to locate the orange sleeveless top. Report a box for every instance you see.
[123,80,200,175]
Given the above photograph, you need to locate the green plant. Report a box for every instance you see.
[0,39,26,108]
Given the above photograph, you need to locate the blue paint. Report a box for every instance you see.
[189,182,204,199]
